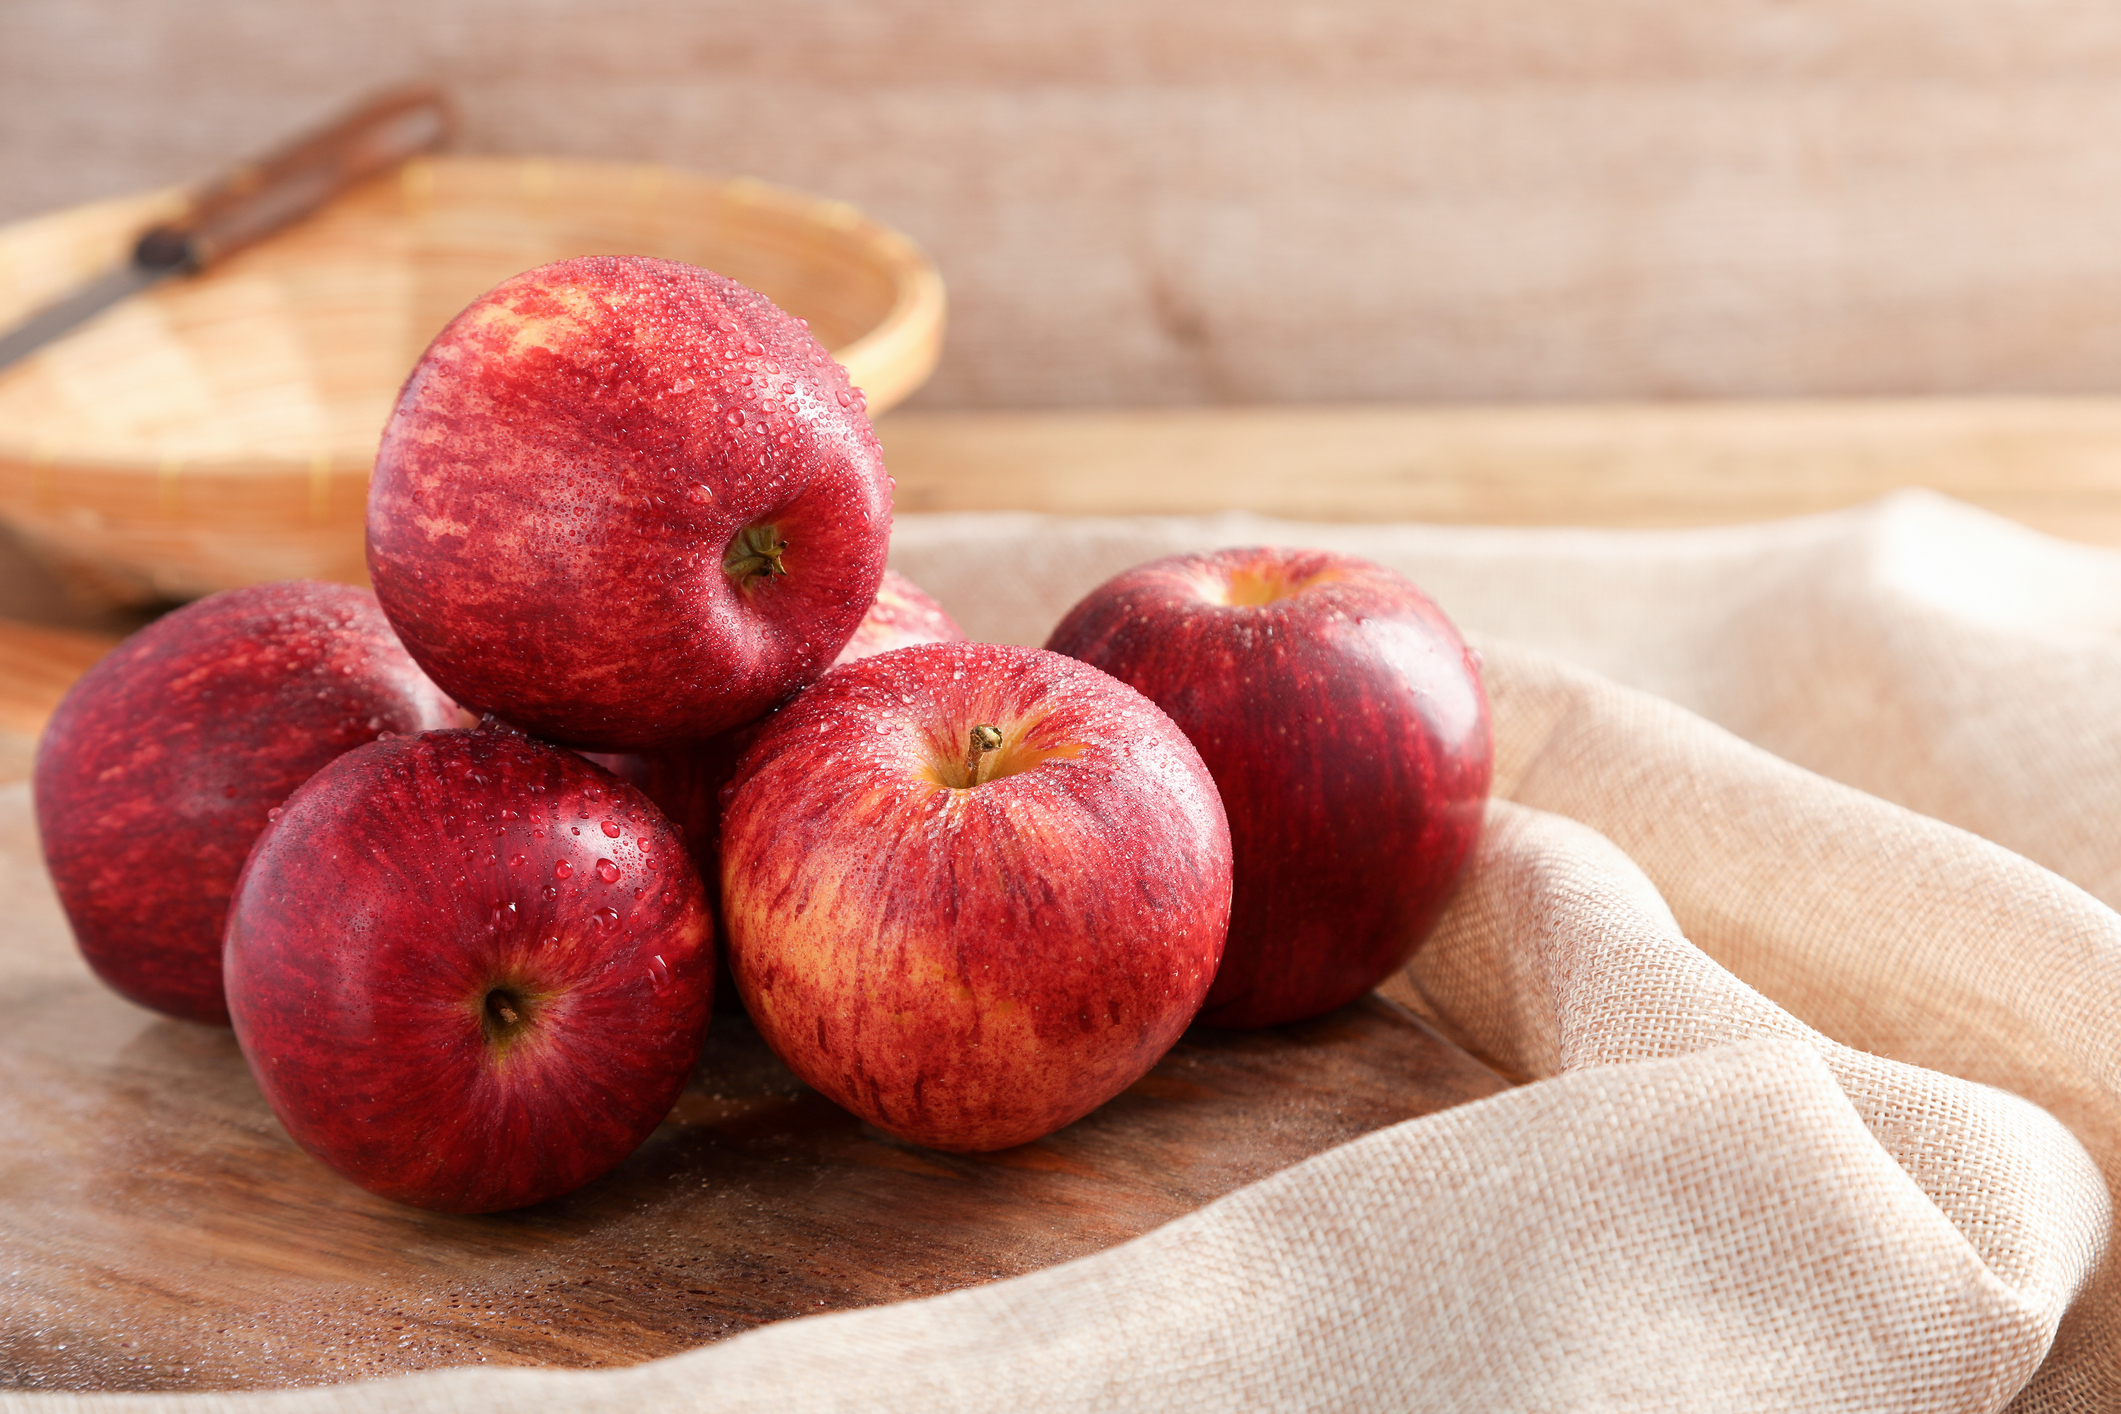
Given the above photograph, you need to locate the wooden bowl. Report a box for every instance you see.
[0,156,946,602]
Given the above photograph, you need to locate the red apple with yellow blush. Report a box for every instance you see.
[718,642,1231,1152]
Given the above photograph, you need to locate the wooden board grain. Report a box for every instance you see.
[877,398,2121,548]
[0,933,1508,1391]
[0,618,115,784]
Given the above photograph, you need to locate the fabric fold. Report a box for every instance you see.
[8,1037,2076,1414]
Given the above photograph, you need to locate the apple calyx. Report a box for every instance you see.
[479,982,539,1056]
[962,724,1005,786]
[723,523,790,586]
[1218,563,1337,607]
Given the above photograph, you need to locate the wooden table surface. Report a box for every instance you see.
[3,396,2118,1392]
[11,395,2121,752]
[879,397,2121,544]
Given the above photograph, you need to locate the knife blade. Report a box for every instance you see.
[0,83,454,375]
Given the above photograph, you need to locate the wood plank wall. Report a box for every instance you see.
[7,1,2121,409]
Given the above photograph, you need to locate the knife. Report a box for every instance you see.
[0,83,454,374]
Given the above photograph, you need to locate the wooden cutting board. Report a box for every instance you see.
[0,936,1507,1391]
[0,619,116,788]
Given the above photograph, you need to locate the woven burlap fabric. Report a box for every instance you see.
[8,492,2118,1412]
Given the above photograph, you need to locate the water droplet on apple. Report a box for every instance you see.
[266,807,282,822]
[596,859,620,884]
[594,906,621,929]
[725,410,743,427]
[553,860,573,880]
[509,852,527,868]
[601,820,622,838]
[543,884,558,899]
[647,954,672,992]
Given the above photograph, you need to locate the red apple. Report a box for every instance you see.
[718,641,1232,1152]
[33,580,459,1026]
[223,723,713,1213]
[366,254,892,751]
[830,568,964,666]
[1045,547,1491,1028]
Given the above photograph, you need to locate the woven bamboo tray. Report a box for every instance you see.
[0,156,945,603]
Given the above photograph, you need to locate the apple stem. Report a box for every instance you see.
[723,523,789,585]
[963,724,1004,786]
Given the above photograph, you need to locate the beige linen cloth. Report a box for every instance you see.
[11,489,2119,1413]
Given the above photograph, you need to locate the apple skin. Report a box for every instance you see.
[1045,547,1491,1029]
[719,641,1232,1152]
[367,254,893,751]
[223,723,714,1213]
[830,568,964,667]
[33,580,460,1026]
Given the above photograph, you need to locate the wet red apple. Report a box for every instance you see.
[1046,547,1491,1028]
[223,722,713,1213]
[33,580,459,1026]
[367,254,892,751]
[719,641,1232,1152]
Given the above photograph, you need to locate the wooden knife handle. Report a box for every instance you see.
[132,84,454,272]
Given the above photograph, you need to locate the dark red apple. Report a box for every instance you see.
[366,254,892,751]
[830,568,964,667]
[1045,547,1491,1028]
[718,641,1232,1152]
[223,723,713,1213]
[33,580,460,1026]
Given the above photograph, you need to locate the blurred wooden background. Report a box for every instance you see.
[10,0,2121,410]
